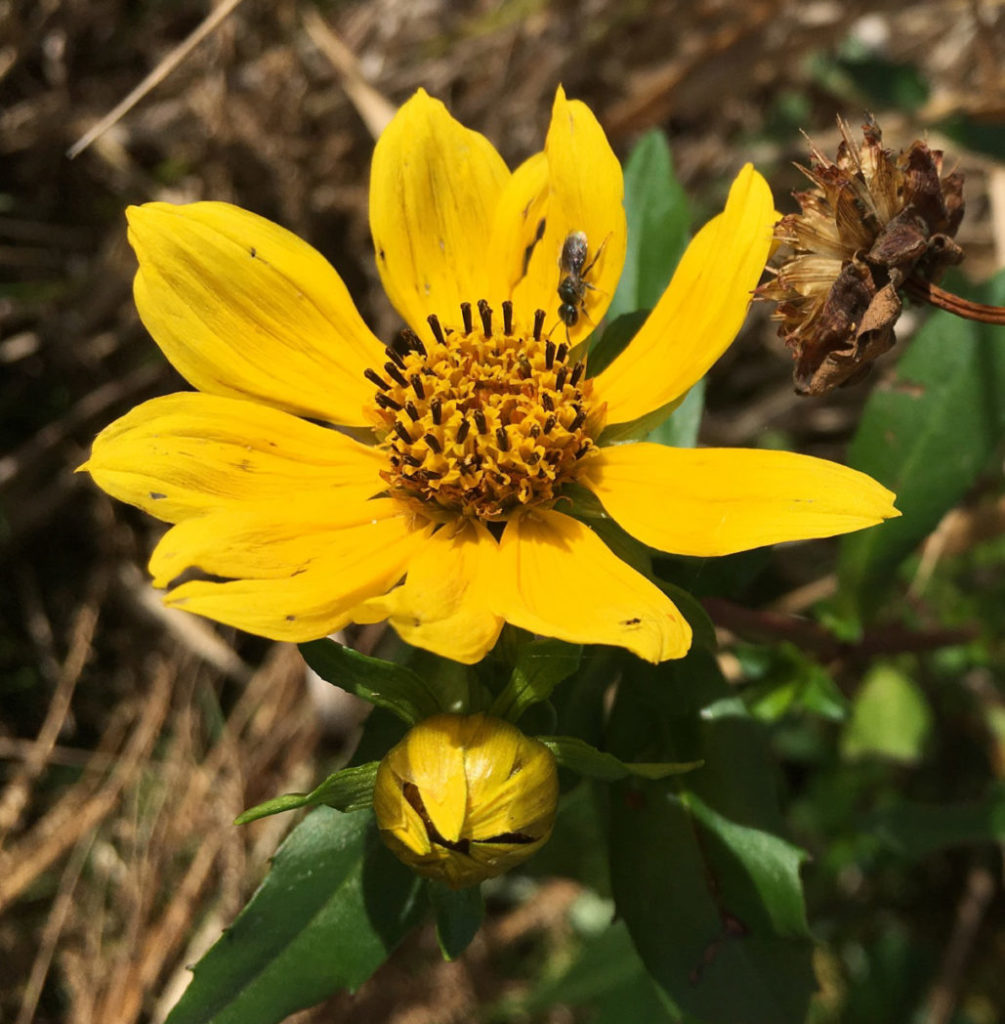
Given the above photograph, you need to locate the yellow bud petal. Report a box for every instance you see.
[373,713,558,889]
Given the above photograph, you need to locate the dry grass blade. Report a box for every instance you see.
[0,660,173,911]
[301,6,396,139]
[67,0,253,159]
[0,571,108,841]
[15,833,95,1024]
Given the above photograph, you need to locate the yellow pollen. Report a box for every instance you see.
[366,300,597,520]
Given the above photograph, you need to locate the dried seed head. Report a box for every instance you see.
[758,116,965,395]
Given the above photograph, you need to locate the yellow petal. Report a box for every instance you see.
[508,86,627,346]
[157,504,431,642]
[592,165,775,427]
[372,767,433,858]
[488,152,551,300]
[369,89,510,338]
[356,520,504,665]
[583,443,900,557]
[398,716,469,844]
[81,392,386,523]
[127,202,384,426]
[495,509,691,663]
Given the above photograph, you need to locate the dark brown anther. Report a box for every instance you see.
[474,409,488,435]
[401,329,426,357]
[502,300,513,335]
[478,299,493,337]
[555,366,568,391]
[460,302,473,335]
[518,354,533,379]
[384,362,408,387]
[575,443,590,459]
[385,346,406,369]
[570,408,586,431]
[533,309,546,341]
[430,397,442,425]
[424,433,442,453]
[496,426,510,451]
[456,418,470,443]
[394,421,413,444]
[570,361,585,386]
[427,314,446,346]
[545,340,556,370]
[529,423,541,438]
[410,374,425,399]
[365,368,390,392]
[403,453,423,467]
[375,392,402,411]
[556,342,568,363]
[542,393,554,412]
[405,401,420,422]
[543,414,556,434]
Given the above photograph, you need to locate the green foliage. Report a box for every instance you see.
[300,638,443,723]
[490,637,582,721]
[607,649,815,1024]
[838,270,1005,622]
[539,734,702,781]
[840,664,932,764]
[234,762,379,824]
[513,919,677,1022]
[608,129,690,320]
[428,881,485,960]
[869,781,1005,859]
[165,809,422,1024]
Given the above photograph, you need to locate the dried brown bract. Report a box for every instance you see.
[758,116,965,395]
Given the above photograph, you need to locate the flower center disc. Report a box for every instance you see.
[367,300,596,520]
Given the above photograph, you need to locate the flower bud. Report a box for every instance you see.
[373,713,558,889]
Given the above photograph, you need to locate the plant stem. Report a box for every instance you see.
[905,277,1005,325]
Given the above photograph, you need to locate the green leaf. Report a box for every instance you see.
[643,378,705,448]
[539,735,702,781]
[607,650,814,1024]
[608,129,690,320]
[490,638,582,721]
[587,309,648,378]
[516,920,679,1022]
[741,643,849,723]
[234,762,379,825]
[868,781,1005,859]
[838,269,1005,622]
[165,809,423,1024]
[300,639,442,724]
[841,664,932,763]
[427,881,485,960]
[657,580,717,652]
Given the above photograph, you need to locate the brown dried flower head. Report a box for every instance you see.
[759,115,965,395]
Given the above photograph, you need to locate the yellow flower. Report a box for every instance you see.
[82,88,899,665]
[373,713,558,889]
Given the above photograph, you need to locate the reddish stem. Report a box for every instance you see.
[905,277,1005,325]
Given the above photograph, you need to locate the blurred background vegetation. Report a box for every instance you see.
[1,1,1003,1021]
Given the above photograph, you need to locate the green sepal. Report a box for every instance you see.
[539,735,702,781]
[235,762,379,825]
[300,638,442,724]
[490,638,582,722]
[428,880,485,960]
